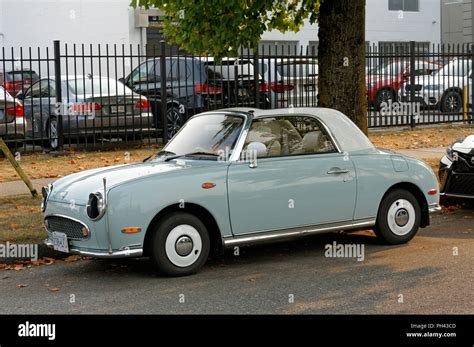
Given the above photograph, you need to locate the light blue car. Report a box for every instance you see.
[43,107,441,276]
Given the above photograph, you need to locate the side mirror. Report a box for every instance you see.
[118,77,125,84]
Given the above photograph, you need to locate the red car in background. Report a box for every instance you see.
[366,60,441,110]
[0,69,39,96]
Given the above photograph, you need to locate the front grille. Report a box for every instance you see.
[446,173,474,195]
[452,152,474,173]
[45,216,89,240]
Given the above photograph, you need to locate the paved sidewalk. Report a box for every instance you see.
[0,147,447,198]
[0,178,54,198]
[394,146,446,160]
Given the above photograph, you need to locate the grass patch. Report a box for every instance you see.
[369,125,474,151]
[0,195,45,243]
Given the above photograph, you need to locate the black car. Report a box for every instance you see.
[439,135,474,204]
[121,57,269,136]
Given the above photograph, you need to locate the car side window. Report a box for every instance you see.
[25,80,56,99]
[130,60,160,84]
[243,116,337,158]
[24,81,41,99]
[169,60,190,81]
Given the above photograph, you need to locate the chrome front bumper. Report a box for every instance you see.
[428,204,442,214]
[44,239,143,258]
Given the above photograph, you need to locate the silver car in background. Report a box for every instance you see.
[19,75,154,150]
[0,86,26,142]
[260,58,318,108]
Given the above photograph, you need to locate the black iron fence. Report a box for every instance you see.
[1,40,473,152]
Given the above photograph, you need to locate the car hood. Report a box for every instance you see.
[48,159,205,205]
[452,134,474,154]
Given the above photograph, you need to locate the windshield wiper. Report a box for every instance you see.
[164,151,220,162]
[143,150,177,162]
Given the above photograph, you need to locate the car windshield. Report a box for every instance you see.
[68,78,133,96]
[436,60,472,76]
[7,70,39,81]
[160,114,245,160]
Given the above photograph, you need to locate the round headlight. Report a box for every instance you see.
[86,192,105,220]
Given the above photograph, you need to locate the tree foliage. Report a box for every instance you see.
[131,0,320,58]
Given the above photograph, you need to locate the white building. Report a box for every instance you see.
[0,0,441,69]
[260,0,441,54]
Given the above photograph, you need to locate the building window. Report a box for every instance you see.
[388,0,419,12]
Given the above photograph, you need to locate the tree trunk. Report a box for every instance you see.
[318,0,367,134]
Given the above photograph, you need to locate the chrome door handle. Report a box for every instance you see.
[327,168,349,174]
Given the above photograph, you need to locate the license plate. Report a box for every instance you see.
[111,105,125,114]
[51,232,69,253]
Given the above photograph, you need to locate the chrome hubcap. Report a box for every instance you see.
[395,209,409,227]
[175,235,193,256]
[387,199,416,236]
[165,224,202,267]
[447,96,458,111]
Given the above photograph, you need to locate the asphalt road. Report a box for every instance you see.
[1,207,473,314]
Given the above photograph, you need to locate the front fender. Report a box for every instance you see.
[105,163,232,251]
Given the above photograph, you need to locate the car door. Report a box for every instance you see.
[227,115,357,235]
[22,80,52,139]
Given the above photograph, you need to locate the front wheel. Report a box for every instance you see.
[374,189,421,244]
[166,106,185,138]
[149,212,210,277]
[440,90,462,113]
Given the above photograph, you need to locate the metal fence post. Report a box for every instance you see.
[253,46,259,108]
[471,44,474,124]
[409,41,416,128]
[160,40,168,144]
[53,40,63,149]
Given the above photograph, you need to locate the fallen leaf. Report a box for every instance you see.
[16,284,28,288]
[64,255,81,263]
[47,287,60,292]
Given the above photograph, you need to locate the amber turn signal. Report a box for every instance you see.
[201,182,216,189]
[121,227,142,233]
[428,189,437,195]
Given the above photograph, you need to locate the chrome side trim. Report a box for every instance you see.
[223,219,375,248]
[44,239,143,258]
[44,214,91,241]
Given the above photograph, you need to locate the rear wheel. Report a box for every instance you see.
[149,212,210,277]
[374,189,421,244]
[375,89,395,111]
[440,90,462,113]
